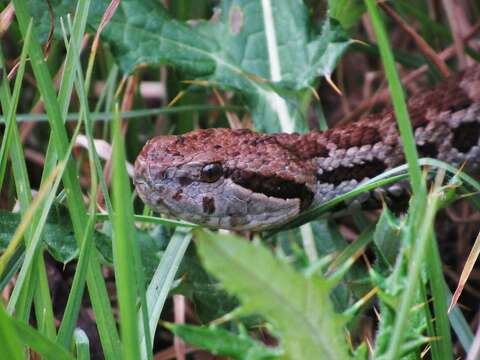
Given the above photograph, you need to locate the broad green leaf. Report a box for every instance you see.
[167,323,282,360]
[0,209,109,263]
[30,0,352,133]
[26,0,77,40]
[196,230,351,360]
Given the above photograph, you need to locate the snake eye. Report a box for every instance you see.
[200,163,223,182]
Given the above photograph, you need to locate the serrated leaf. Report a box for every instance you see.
[168,323,282,360]
[30,0,352,133]
[196,230,351,360]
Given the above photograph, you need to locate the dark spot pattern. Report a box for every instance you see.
[226,168,314,210]
[417,142,438,158]
[317,159,387,186]
[202,197,215,214]
[449,99,472,112]
[173,189,183,201]
[452,122,480,153]
[179,177,193,186]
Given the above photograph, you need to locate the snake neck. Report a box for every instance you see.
[271,65,480,206]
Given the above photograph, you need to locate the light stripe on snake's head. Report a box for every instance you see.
[134,128,316,230]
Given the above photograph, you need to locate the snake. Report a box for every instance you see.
[134,65,480,230]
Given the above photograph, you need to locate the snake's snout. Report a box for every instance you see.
[133,139,172,214]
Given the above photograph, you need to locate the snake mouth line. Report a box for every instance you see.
[224,168,314,210]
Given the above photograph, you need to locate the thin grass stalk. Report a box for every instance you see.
[74,329,90,360]
[139,228,192,359]
[426,235,454,356]
[112,104,143,359]
[0,250,24,290]
[67,14,153,351]
[0,50,31,225]
[62,17,115,215]
[41,0,91,183]
[0,304,23,360]
[55,20,100,347]
[419,278,441,359]
[1,121,80,302]
[95,213,197,228]
[448,288,474,350]
[9,314,77,360]
[0,21,31,189]
[0,34,56,337]
[0,163,62,275]
[56,209,96,347]
[11,1,121,357]
[364,0,425,197]
[6,2,92,333]
[0,105,243,124]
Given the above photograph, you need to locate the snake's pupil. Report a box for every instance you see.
[201,163,222,182]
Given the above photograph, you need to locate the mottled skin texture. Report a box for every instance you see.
[135,65,480,230]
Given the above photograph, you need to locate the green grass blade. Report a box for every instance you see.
[0,50,31,212]
[10,315,76,360]
[0,163,62,275]
[426,237,453,358]
[0,105,243,124]
[112,105,142,359]
[75,329,91,360]
[0,21,31,189]
[448,292,474,351]
[57,0,91,116]
[55,17,102,348]
[6,121,81,312]
[11,1,121,356]
[95,213,198,228]
[139,228,192,358]
[364,0,425,197]
[56,212,96,347]
[0,31,39,326]
[0,304,24,360]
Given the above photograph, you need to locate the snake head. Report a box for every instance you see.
[134,128,316,230]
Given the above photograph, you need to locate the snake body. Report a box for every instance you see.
[134,65,480,230]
